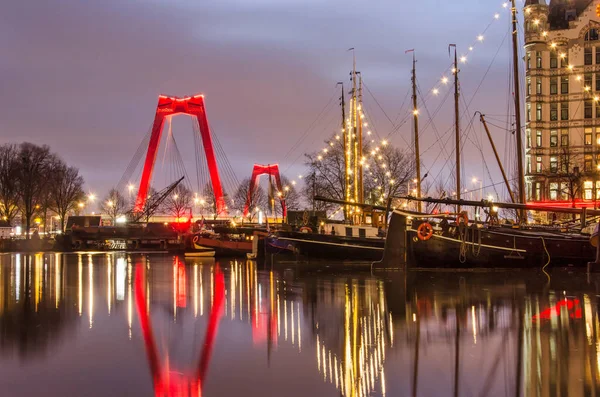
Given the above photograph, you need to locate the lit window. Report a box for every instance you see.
[550,77,558,95]
[561,129,569,146]
[536,130,542,147]
[550,103,558,121]
[560,102,568,121]
[584,180,594,200]
[550,130,558,146]
[550,182,558,200]
[534,182,542,201]
[561,182,569,200]
[586,128,593,145]
[585,154,593,171]
[585,100,593,119]
[550,156,558,173]
[586,29,599,41]
[536,156,542,173]
[585,47,593,65]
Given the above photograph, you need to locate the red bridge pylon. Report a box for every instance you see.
[134,94,226,215]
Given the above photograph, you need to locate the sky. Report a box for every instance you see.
[0,0,524,201]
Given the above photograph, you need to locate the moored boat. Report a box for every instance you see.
[267,225,385,261]
[376,208,596,269]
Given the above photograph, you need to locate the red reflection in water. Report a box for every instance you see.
[135,261,225,396]
[175,258,187,308]
[532,298,582,321]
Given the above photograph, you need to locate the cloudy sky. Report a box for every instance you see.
[0,0,522,200]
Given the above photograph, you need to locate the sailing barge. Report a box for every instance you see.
[376,197,597,269]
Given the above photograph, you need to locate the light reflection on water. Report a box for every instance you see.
[0,253,598,396]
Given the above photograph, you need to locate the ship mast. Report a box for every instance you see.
[450,44,461,213]
[511,0,526,219]
[339,81,349,218]
[411,51,422,213]
[346,48,363,221]
[358,72,364,207]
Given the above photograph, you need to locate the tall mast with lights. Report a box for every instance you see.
[512,0,526,218]
[411,51,422,212]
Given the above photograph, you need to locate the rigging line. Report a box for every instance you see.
[283,108,340,174]
[483,115,513,125]
[362,80,396,127]
[192,118,206,194]
[280,84,340,164]
[485,120,512,131]
[192,117,203,193]
[392,88,412,125]
[211,128,242,196]
[207,123,240,186]
[466,26,510,110]
[465,122,501,199]
[117,126,152,190]
[420,126,456,188]
[161,116,173,172]
[416,82,451,160]
[211,135,237,196]
[432,113,477,193]
[168,127,192,191]
[410,83,453,139]
[362,101,383,140]
[363,101,387,143]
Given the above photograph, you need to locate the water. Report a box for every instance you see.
[0,253,598,397]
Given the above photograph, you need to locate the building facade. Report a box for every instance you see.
[524,0,600,206]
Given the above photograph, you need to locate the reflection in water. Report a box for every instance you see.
[2,254,600,396]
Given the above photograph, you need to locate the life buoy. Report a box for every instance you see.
[192,235,199,243]
[455,212,469,225]
[299,226,312,233]
[417,222,434,241]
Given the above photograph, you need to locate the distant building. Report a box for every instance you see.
[523,0,600,206]
[0,221,11,238]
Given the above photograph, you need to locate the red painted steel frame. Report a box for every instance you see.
[134,94,226,215]
[243,164,287,218]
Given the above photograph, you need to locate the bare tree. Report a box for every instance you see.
[363,144,415,206]
[101,188,128,223]
[301,170,335,213]
[49,164,85,232]
[233,178,267,221]
[274,175,302,217]
[15,143,55,239]
[201,183,229,220]
[0,144,20,225]
[304,136,346,213]
[163,185,193,219]
[421,177,447,213]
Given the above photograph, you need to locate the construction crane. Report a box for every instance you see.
[126,176,185,223]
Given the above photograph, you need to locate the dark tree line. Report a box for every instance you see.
[0,143,85,236]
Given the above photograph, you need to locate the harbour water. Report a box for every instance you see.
[0,253,599,396]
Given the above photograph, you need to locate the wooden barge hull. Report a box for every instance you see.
[377,211,595,269]
[267,231,384,261]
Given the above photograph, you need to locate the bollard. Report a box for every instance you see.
[588,223,600,272]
